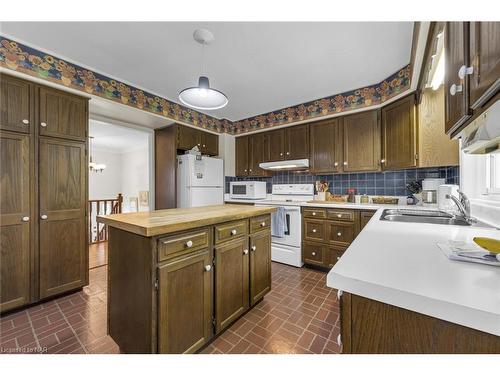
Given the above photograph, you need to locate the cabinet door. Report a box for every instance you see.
[324,246,346,269]
[38,86,87,141]
[157,250,213,354]
[285,124,309,160]
[248,132,268,177]
[0,74,32,134]
[444,22,471,133]
[39,137,87,298]
[235,136,249,176]
[310,119,341,173]
[0,132,31,312]
[266,129,285,161]
[214,237,249,332]
[200,131,219,156]
[249,230,271,306]
[177,125,201,150]
[381,95,417,170]
[360,210,375,230]
[326,221,357,247]
[343,110,381,172]
[469,22,500,109]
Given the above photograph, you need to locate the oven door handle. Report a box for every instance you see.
[283,208,300,212]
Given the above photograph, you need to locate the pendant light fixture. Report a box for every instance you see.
[178,28,228,110]
[88,136,106,173]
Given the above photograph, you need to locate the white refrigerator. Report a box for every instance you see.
[176,154,224,208]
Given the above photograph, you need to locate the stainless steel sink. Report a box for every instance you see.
[379,208,475,226]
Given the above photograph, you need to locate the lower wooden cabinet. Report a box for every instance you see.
[215,237,249,332]
[360,210,375,230]
[158,250,213,354]
[249,230,271,306]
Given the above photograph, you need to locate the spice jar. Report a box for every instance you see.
[361,194,369,204]
[347,188,356,203]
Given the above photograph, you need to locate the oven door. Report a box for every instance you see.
[256,205,301,247]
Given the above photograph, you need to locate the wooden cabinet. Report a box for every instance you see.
[324,246,345,269]
[302,242,326,267]
[0,74,33,134]
[360,210,376,230]
[266,129,286,161]
[381,94,417,170]
[303,218,326,242]
[235,133,270,177]
[215,236,249,332]
[0,74,88,313]
[309,119,341,173]
[0,131,32,312]
[235,136,249,176]
[469,22,500,109]
[285,124,309,159]
[177,124,218,156]
[38,86,88,141]
[249,230,271,306]
[343,110,381,172]
[444,22,471,134]
[158,250,213,354]
[39,138,87,298]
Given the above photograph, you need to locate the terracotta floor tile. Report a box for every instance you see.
[0,261,339,355]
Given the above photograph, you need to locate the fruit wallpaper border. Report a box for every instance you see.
[1,35,411,135]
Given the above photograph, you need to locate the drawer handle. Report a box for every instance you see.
[41,214,48,220]
[449,83,463,96]
[230,229,237,235]
[312,229,317,233]
[337,214,342,218]
[260,222,266,227]
[243,249,249,255]
[22,119,29,124]
[186,240,193,248]
[334,162,338,167]
[40,122,47,127]
[204,265,212,272]
[312,212,316,216]
[336,256,340,261]
[311,252,316,256]
[458,65,473,79]
[21,216,30,222]
[251,245,257,251]
[337,232,342,237]
[343,161,348,166]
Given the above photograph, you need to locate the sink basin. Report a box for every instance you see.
[380,209,470,226]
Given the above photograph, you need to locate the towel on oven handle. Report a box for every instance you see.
[271,206,288,238]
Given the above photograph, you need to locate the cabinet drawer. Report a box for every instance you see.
[326,222,356,246]
[215,220,247,244]
[302,242,325,266]
[327,209,356,222]
[158,229,209,262]
[250,215,270,234]
[324,246,346,269]
[303,219,326,242]
[303,208,326,219]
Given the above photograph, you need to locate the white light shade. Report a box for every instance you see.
[179,76,228,110]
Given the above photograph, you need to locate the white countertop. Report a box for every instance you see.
[327,207,500,336]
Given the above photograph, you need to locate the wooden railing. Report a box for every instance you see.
[88,194,123,245]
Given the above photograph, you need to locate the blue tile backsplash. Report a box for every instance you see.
[225,166,459,196]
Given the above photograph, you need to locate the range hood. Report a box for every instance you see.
[461,100,500,154]
[259,158,309,170]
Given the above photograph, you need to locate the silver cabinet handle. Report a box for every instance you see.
[312,229,317,233]
[197,143,201,146]
[22,119,29,124]
[186,240,193,248]
[40,122,47,127]
[41,214,48,220]
[230,229,237,235]
[202,144,206,147]
[337,214,342,218]
[204,265,211,272]
[311,252,316,256]
[244,169,247,172]
[334,162,339,167]
[260,222,266,227]
[243,249,248,255]
[249,169,252,172]
[458,65,473,79]
[450,83,463,96]
[286,152,290,155]
[343,161,348,166]
[251,245,257,251]
[312,212,316,216]
[337,232,342,237]
[280,152,283,156]
[21,216,30,222]
[380,159,386,164]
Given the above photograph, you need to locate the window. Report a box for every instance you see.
[486,153,500,194]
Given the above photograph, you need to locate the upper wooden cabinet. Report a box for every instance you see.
[177,124,218,156]
[264,124,309,162]
[235,136,249,176]
[0,74,33,134]
[469,22,500,109]
[266,128,286,161]
[38,86,88,141]
[310,118,341,173]
[343,110,381,172]
[381,94,418,170]
[444,22,471,134]
[235,133,270,177]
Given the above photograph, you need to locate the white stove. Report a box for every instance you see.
[255,184,314,267]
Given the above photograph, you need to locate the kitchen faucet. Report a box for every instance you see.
[446,191,475,224]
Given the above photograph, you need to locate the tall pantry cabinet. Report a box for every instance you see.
[0,73,89,313]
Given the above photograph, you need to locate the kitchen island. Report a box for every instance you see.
[326,207,500,353]
[97,204,275,354]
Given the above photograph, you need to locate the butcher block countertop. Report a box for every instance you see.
[97,204,276,237]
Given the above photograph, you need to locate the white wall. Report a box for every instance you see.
[120,145,150,212]
[219,133,235,177]
[89,148,122,200]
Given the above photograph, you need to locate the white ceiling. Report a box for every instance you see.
[2,22,413,121]
[89,120,149,152]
